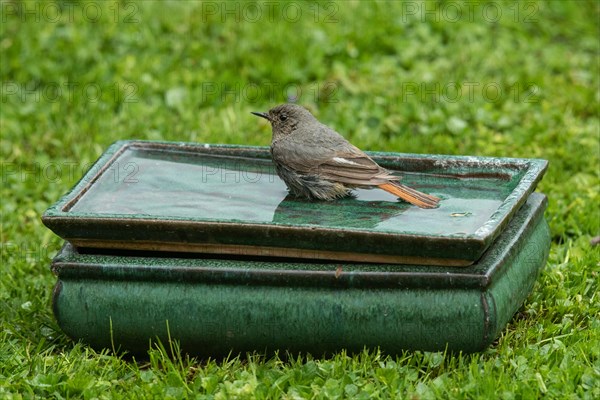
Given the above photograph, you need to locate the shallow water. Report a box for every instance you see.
[70,147,518,236]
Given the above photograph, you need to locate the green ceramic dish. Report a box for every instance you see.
[50,193,550,354]
[42,141,547,266]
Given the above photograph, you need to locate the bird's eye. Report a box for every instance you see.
[280,114,288,121]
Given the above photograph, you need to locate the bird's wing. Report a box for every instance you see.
[316,151,398,186]
[272,124,397,186]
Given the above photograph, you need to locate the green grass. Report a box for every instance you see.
[1,0,599,398]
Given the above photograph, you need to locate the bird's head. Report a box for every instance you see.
[252,104,316,139]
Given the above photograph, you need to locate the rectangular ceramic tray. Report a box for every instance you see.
[42,140,547,266]
[50,193,550,354]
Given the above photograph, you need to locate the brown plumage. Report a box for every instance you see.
[251,104,440,209]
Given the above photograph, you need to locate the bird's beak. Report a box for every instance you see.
[251,111,271,121]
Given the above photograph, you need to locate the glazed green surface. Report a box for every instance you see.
[43,141,545,263]
[70,145,511,235]
[54,194,548,291]
[51,194,550,355]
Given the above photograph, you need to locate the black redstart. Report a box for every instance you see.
[251,104,440,209]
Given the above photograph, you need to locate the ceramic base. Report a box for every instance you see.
[50,193,550,355]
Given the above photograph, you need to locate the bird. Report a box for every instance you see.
[251,104,440,209]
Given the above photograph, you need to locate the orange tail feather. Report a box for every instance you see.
[378,182,440,209]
